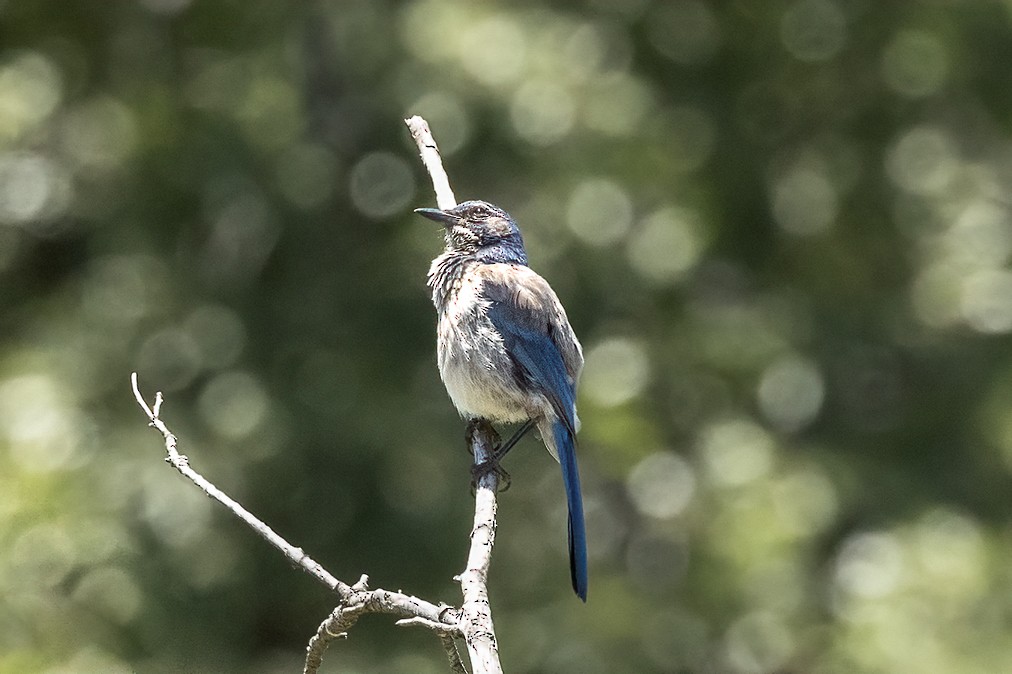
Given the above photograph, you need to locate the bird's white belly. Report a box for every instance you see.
[438,317,531,422]
[436,280,532,423]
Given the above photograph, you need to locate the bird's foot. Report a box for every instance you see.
[470,458,511,493]
[465,418,501,455]
[465,419,510,493]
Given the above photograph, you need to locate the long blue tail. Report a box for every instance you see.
[554,421,587,601]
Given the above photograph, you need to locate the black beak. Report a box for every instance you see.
[414,207,459,228]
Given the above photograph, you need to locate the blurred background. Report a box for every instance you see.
[2,0,1012,672]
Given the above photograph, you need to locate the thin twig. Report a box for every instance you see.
[130,373,351,597]
[304,604,364,674]
[130,373,463,674]
[303,587,465,674]
[405,115,457,211]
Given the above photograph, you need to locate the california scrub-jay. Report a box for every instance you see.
[416,200,588,601]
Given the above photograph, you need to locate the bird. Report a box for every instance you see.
[416,199,588,601]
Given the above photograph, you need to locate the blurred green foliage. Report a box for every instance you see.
[2,0,1012,672]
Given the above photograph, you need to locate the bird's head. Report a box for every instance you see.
[415,200,528,265]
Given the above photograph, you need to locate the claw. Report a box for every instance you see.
[465,419,501,454]
[471,459,511,493]
[464,419,510,492]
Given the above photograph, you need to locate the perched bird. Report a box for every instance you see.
[416,200,588,601]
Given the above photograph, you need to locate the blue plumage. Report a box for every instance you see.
[417,200,588,601]
[554,420,587,600]
[487,309,576,431]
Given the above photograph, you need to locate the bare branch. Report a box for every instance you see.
[305,604,365,674]
[404,116,503,674]
[130,371,155,417]
[396,614,469,672]
[302,587,464,674]
[152,390,164,418]
[130,373,351,597]
[457,422,503,674]
[397,616,456,632]
[405,115,457,210]
[131,373,463,674]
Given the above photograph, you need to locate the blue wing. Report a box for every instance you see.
[481,265,588,601]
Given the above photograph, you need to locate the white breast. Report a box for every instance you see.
[436,271,532,423]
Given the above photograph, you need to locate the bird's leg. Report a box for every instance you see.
[492,418,537,462]
[465,419,511,493]
[465,418,500,454]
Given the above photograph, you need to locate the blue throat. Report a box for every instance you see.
[475,238,528,266]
